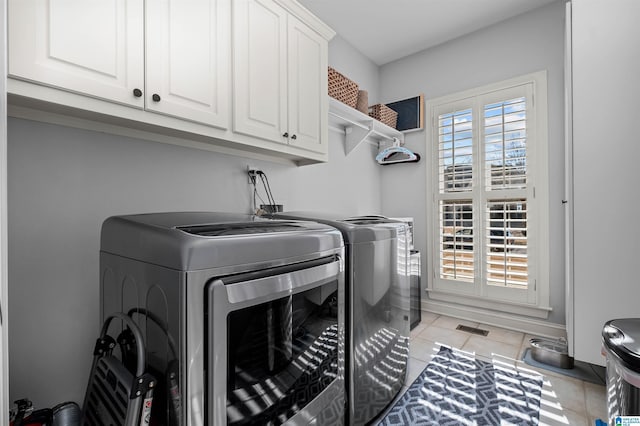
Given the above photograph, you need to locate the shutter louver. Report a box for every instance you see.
[439,200,474,282]
[485,199,528,288]
[439,108,473,193]
[484,98,527,190]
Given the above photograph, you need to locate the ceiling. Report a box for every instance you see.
[298,0,558,65]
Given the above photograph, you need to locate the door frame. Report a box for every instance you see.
[1,0,9,421]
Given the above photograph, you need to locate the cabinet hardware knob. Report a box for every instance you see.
[152,94,161,102]
[282,132,289,138]
[291,134,297,140]
[133,88,143,98]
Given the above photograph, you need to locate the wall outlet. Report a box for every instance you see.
[247,165,259,184]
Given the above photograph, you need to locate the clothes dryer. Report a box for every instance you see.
[100,212,345,426]
[271,212,411,425]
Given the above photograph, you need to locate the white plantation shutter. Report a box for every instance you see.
[429,74,547,309]
[483,96,529,291]
[435,103,476,291]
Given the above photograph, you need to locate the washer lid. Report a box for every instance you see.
[177,222,305,236]
[602,318,640,372]
[100,212,343,270]
[342,215,400,225]
[271,212,404,244]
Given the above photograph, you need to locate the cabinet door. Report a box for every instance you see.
[146,0,229,128]
[8,0,144,107]
[287,15,327,154]
[232,0,288,144]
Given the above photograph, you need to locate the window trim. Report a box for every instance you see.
[425,71,550,317]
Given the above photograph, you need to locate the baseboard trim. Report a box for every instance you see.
[422,298,567,339]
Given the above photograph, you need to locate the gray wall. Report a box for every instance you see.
[378,1,566,325]
[7,47,382,407]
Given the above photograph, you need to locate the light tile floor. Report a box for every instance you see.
[374,313,607,426]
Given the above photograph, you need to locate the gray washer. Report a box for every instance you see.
[100,212,346,426]
[272,212,411,425]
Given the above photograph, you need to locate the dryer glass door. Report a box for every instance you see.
[207,255,345,426]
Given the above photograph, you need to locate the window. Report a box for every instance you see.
[427,72,549,315]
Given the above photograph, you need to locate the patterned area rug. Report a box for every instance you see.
[377,346,544,425]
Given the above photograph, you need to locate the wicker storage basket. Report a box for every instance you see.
[369,104,398,129]
[356,90,369,114]
[328,67,359,108]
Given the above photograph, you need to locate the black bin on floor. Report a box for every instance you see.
[602,318,640,423]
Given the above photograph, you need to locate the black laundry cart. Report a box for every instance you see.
[602,318,640,423]
[81,312,156,426]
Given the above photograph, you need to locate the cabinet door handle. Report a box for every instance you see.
[291,134,297,140]
[152,94,161,102]
[133,88,143,98]
[282,132,289,138]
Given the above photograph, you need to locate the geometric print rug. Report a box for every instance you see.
[376,346,544,425]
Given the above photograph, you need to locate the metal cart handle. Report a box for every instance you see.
[127,307,178,359]
[101,312,146,377]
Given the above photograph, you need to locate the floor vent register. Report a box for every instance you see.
[456,324,489,336]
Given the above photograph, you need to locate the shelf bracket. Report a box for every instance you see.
[329,97,403,156]
[344,124,374,155]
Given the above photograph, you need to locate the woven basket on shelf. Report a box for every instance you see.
[356,90,369,114]
[369,104,398,129]
[328,67,359,108]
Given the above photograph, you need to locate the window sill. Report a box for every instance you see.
[426,288,552,319]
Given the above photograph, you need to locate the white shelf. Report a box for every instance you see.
[328,97,404,155]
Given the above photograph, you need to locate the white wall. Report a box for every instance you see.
[378,1,567,325]
[6,39,382,408]
[571,0,640,365]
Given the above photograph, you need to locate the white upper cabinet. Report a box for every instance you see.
[8,0,144,107]
[233,0,328,154]
[287,14,328,154]
[232,0,288,144]
[9,0,229,127]
[145,0,229,128]
[7,0,334,163]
